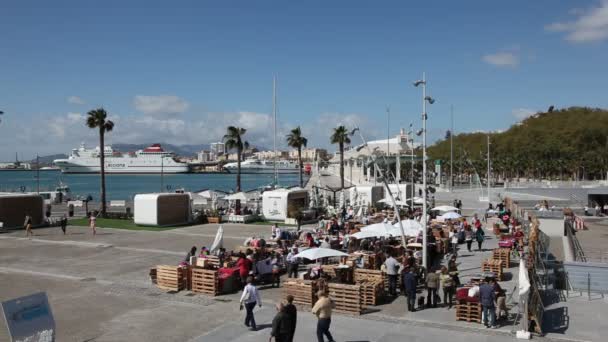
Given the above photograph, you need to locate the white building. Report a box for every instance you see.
[210,142,225,156]
[198,150,214,162]
[254,150,289,160]
[288,148,328,161]
[335,128,418,161]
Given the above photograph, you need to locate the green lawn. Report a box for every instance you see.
[68,218,180,231]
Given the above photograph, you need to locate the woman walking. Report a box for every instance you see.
[475,223,485,251]
[440,266,455,309]
[24,214,33,238]
[464,225,473,252]
[312,291,336,342]
[89,212,97,236]
[240,276,261,331]
[60,214,68,235]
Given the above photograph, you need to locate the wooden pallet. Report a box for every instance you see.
[455,302,482,323]
[492,248,511,268]
[328,283,363,315]
[156,265,187,291]
[481,259,504,280]
[357,279,383,307]
[283,279,317,306]
[191,267,220,295]
[149,267,157,284]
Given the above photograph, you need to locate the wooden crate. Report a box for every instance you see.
[328,283,363,315]
[283,279,317,306]
[357,279,383,307]
[149,267,157,284]
[456,302,482,323]
[492,248,511,268]
[321,265,353,284]
[191,267,220,296]
[481,259,504,280]
[353,268,383,284]
[156,265,188,291]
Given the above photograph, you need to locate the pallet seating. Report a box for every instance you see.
[191,267,220,295]
[327,283,363,315]
[455,302,482,323]
[481,259,504,280]
[492,248,511,268]
[156,265,188,291]
[357,279,383,307]
[283,279,318,306]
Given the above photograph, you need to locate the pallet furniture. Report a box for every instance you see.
[456,302,482,323]
[149,268,157,284]
[327,283,363,315]
[492,248,511,268]
[481,259,504,280]
[321,265,353,284]
[191,267,220,296]
[357,279,383,307]
[156,265,188,291]
[283,279,318,306]
[353,268,384,284]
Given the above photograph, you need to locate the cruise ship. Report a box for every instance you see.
[223,158,300,174]
[53,144,190,174]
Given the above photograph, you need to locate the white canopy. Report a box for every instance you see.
[440,211,462,220]
[432,205,459,212]
[392,219,424,237]
[378,198,409,207]
[360,222,395,234]
[224,192,249,201]
[407,197,425,205]
[293,247,348,260]
[352,230,388,239]
[209,225,224,254]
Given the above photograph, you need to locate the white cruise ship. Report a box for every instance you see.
[223,158,299,174]
[53,144,190,174]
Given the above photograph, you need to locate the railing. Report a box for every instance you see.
[564,262,608,299]
[565,219,587,262]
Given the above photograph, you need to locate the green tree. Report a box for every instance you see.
[286,126,308,187]
[86,108,114,216]
[223,126,249,192]
[330,125,351,190]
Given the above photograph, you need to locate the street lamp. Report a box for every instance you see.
[413,72,435,270]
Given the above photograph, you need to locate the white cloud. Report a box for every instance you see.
[511,108,536,120]
[133,95,190,116]
[546,1,608,43]
[482,52,519,67]
[67,96,85,105]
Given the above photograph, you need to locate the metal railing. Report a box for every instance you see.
[565,219,587,262]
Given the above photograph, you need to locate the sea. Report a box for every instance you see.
[0,170,307,201]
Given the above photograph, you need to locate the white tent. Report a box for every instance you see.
[294,247,348,260]
[431,205,459,212]
[392,219,424,237]
[209,225,224,254]
[134,193,191,226]
[408,197,425,205]
[349,185,384,207]
[352,230,389,239]
[378,198,409,207]
[440,212,462,220]
[224,192,249,201]
[360,222,395,234]
[262,188,309,221]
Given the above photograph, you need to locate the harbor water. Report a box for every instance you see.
[0,170,307,201]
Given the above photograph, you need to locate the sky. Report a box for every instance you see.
[1,0,607,160]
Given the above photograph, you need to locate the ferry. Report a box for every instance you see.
[223,158,300,174]
[53,144,190,174]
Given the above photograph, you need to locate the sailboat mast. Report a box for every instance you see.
[273,75,278,186]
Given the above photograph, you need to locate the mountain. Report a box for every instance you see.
[27,154,68,165]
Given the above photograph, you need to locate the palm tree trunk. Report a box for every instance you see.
[339,142,344,189]
[99,128,107,216]
[298,146,303,187]
[236,149,242,192]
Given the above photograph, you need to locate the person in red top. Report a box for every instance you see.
[306,232,315,247]
[236,253,252,286]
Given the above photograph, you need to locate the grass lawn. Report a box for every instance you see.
[68,218,180,231]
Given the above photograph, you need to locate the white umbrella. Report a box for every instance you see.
[440,212,462,220]
[293,247,348,260]
[432,205,459,212]
[392,219,424,237]
[209,225,224,254]
[352,230,388,239]
[360,222,394,234]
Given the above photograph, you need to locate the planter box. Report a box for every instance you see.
[207,216,221,224]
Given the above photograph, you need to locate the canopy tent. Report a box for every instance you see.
[293,247,348,260]
[360,222,395,234]
[224,192,249,201]
[407,197,425,205]
[440,211,462,220]
[431,205,459,212]
[352,230,388,239]
[377,198,409,207]
[209,225,224,254]
[392,219,424,237]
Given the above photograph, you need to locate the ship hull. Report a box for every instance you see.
[224,167,300,174]
[54,163,189,174]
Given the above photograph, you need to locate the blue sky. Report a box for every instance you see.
[1,0,607,160]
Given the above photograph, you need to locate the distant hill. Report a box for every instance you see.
[427,107,608,181]
[27,154,68,165]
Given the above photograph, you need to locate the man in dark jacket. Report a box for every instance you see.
[283,295,297,342]
[403,267,417,312]
[271,303,291,342]
[479,277,497,328]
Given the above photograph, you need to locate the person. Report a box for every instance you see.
[286,248,300,278]
[271,253,282,288]
[240,276,262,331]
[479,277,497,328]
[184,246,197,264]
[320,237,331,249]
[384,253,401,296]
[464,226,473,252]
[493,279,508,320]
[475,224,485,251]
[89,212,97,236]
[440,266,454,309]
[24,214,33,237]
[283,295,297,342]
[60,214,68,235]
[425,267,440,308]
[449,227,458,256]
[312,291,335,342]
[237,252,252,285]
[448,255,460,286]
[403,267,417,312]
[270,303,289,342]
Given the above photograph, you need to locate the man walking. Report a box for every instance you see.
[403,267,417,312]
[286,248,300,278]
[60,214,68,235]
[425,267,440,308]
[284,295,297,342]
[479,277,497,328]
[312,291,335,342]
[270,303,289,342]
[240,276,262,331]
[384,253,401,296]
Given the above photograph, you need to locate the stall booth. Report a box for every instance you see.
[384,184,412,201]
[0,193,44,229]
[262,188,309,223]
[134,193,191,227]
[349,185,384,208]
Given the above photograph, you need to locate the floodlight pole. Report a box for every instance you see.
[421,72,428,270]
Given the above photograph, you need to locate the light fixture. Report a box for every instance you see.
[424,96,435,104]
[413,80,425,87]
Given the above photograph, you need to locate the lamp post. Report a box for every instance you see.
[413,72,435,270]
[408,123,415,201]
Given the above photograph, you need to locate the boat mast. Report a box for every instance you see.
[273,75,278,186]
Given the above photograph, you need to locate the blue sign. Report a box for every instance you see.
[2,292,55,342]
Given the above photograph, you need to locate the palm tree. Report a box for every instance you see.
[223,126,249,192]
[330,125,351,190]
[86,108,114,217]
[286,126,308,187]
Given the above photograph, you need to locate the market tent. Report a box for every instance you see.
[352,230,389,239]
[294,247,348,260]
[407,197,425,205]
[378,198,409,207]
[209,225,224,254]
[431,205,459,212]
[360,222,395,234]
[440,212,462,220]
[224,192,248,201]
[391,219,424,236]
